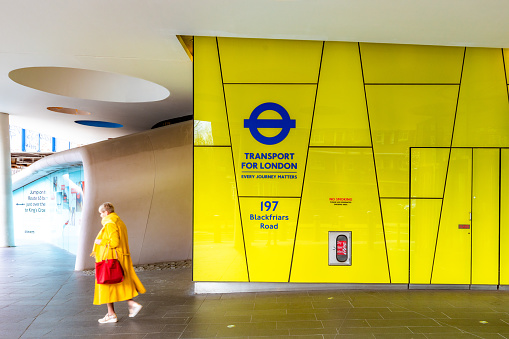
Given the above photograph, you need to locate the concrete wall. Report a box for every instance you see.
[13,121,193,270]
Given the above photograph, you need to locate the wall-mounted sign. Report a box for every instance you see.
[329,197,353,206]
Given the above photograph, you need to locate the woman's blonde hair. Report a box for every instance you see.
[99,202,115,213]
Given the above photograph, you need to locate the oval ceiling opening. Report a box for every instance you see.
[9,67,169,103]
[75,120,123,128]
[48,107,91,115]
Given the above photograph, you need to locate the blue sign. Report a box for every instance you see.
[244,102,296,145]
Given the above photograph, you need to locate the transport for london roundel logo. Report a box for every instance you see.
[243,102,296,145]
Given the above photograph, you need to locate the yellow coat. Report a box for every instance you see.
[92,212,146,305]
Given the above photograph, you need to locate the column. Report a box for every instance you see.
[0,113,14,247]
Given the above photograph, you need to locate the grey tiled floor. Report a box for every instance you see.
[2,245,509,338]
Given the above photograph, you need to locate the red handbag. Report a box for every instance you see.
[95,246,124,284]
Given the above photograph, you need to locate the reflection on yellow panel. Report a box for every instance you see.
[291,149,389,283]
[240,197,300,282]
[367,85,457,197]
[218,38,322,84]
[453,48,509,146]
[193,148,248,281]
[381,199,409,283]
[432,148,471,284]
[411,148,450,198]
[409,199,441,284]
[501,149,509,285]
[225,84,315,197]
[360,43,464,84]
[310,42,371,147]
[194,37,230,146]
[472,149,499,285]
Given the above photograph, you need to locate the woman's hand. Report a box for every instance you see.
[90,251,96,257]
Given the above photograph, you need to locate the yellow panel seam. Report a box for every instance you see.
[288,41,324,283]
[216,37,250,282]
[431,48,467,284]
[358,42,391,283]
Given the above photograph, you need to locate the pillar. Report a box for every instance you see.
[0,113,14,247]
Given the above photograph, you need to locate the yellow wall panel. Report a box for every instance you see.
[411,148,450,198]
[453,48,509,147]
[225,84,315,197]
[310,41,371,147]
[432,148,471,284]
[381,199,409,283]
[360,43,464,84]
[472,149,499,285]
[194,37,509,287]
[218,38,322,84]
[367,85,457,197]
[194,37,230,146]
[409,199,442,284]
[193,147,248,281]
[291,148,389,283]
[500,149,509,284]
[240,197,300,282]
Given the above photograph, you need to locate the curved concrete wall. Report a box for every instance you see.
[13,121,193,270]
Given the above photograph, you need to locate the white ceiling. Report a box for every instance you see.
[1,0,508,144]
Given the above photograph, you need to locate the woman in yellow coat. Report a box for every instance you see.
[91,202,146,323]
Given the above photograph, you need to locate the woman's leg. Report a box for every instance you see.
[98,302,117,323]
[106,303,115,316]
[127,299,142,317]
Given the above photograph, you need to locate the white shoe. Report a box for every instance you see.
[98,314,118,323]
[129,303,142,318]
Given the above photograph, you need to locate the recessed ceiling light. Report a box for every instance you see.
[75,120,123,128]
[48,107,91,115]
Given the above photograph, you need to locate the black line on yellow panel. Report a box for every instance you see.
[194,145,231,147]
[470,148,474,285]
[191,37,195,282]
[429,149,450,284]
[309,146,373,149]
[430,47,467,284]
[499,148,502,287]
[358,42,391,283]
[365,83,460,86]
[222,82,318,85]
[381,196,443,199]
[288,41,325,283]
[449,47,467,149]
[240,196,301,199]
[216,37,250,282]
[406,197,443,200]
[409,148,412,285]
[503,49,509,110]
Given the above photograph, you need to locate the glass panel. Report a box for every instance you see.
[360,43,464,84]
[472,149,499,285]
[367,85,457,197]
[218,37,322,84]
[12,166,84,254]
[381,199,409,284]
[501,149,509,284]
[194,36,231,146]
[240,197,299,282]
[453,48,509,147]
[291,148,389,283]
[409,199,442,284]
[225,84,316,197]
[411,148,450,198]
[432,148,472,284]
[311,41,371,147]
[193,147,248,282]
